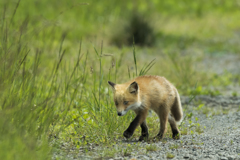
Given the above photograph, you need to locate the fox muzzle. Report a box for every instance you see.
[117,112,122,116]
[117,110,127,116]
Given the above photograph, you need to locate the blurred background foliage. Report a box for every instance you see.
[0,0,240,159]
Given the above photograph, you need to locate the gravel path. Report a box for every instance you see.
[199,54,240,75]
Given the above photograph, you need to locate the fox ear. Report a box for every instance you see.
[108,81,116,89]
[128,81,138,94]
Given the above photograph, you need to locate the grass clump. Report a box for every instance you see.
[100,147,118,159]
[169,144,179,150]
[146,144,158,152]
[122,144,133,157]
[166,152,175,159]
[232,91,238,97]
[179,112,205,135]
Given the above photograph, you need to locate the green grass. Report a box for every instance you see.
[1,0,240,159]
[166,152,175,159]
[146,143,158,152]
[169,144,180,150]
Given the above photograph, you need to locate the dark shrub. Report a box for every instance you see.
[111,13,155,47]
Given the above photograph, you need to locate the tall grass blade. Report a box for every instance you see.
[139,58,156,76]
[132,39,137,76]
[128,66,131,79]
[10,0,21,26]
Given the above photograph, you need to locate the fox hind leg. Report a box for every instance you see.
[168,114,180,139]
[154,106,169,140]
[168,91,182,139]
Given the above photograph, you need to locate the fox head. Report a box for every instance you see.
[108,81,142,116]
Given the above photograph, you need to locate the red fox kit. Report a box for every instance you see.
[108,75,183,141]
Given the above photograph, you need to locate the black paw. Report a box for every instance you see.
[123,130,133,139]
[172,133,180,140]
[172,129,180,140]
[138,133,149,141]
[153,133,163,141]
[138,135,148,141]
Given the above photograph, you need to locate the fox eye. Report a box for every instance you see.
[115,101,118,106]
[123,101,128,105]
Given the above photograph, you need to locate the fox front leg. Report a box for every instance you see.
[138,120,149,141]
[123,115,140,139]
[123,110,148,140]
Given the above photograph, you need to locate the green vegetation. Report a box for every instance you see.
[166,152,175,159]
[195,104,230,117]
[146,143,158,152]
[122,144,133,157]
[1,0,240,159]
[169,144,180,150]
[179,111,205,135]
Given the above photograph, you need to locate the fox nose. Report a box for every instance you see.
[117,112,122,116]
